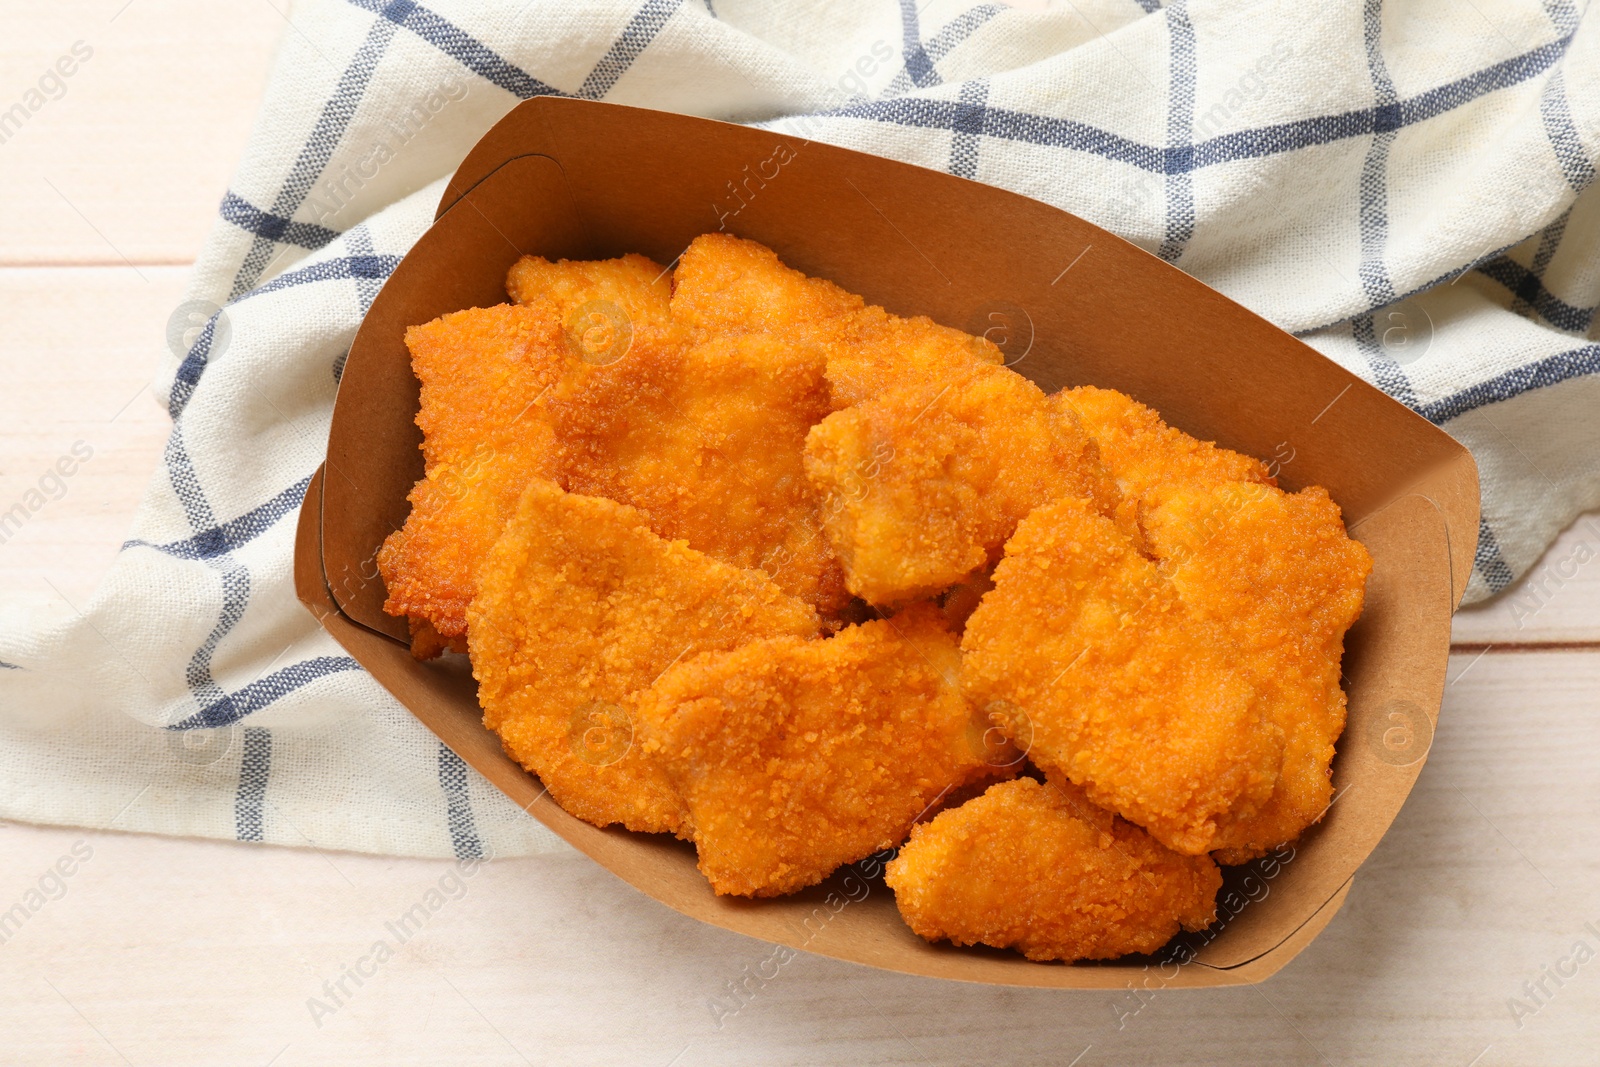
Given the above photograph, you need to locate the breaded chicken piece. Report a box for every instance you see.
[961,496,1283,855]
[467,480,820,835]
[886,777,1221,961]
[378,304,570,649]
[506,251,674,344]
[379,451,552,655]
[670,233,1000,409]
[805,365,1117,603]
[1141,482,1371,861]
[1055,385,1273,539]
[670,233,860,341]
[824,305,1005,412]
[380,255,675,654]
[405,303,569,472]
[546,330,851,616]
[636,604,1004,896]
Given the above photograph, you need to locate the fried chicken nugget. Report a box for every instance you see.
[670,233,860,341]
[886,777,1221,962]
[546,330,851,616]
[506,251,674,340]
[961,496,1283,855]
[1054,385,1273,541]
[467,479,820,835]
[804,365,1117,604]
[1055,385,1273,498]
[670,233,1001,409]
[377,304,569,650]
[636,603,1004,896]
[1141,482,1371,861]
[379,255,674,654]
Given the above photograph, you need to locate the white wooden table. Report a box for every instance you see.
[2,5,1597,1064]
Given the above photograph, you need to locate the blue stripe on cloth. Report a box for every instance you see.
[1133,0,1164,11]
[344,228,387,316]
[1538,68,1597,193]
[343,0,563,100]
[885,6,1004,98]
[577,0,683,99]
[123,476,312,561]
[1356,0,1400,308]
[228,16,399,299]
[1478,254,1598,334]
[170,252,402,418]
[0,660,21,670]
[235,726,272,841]
[899,0,940,89]
[948,79,988,179]
[220,192,342,250]
[814,32,1574,174]
[1292,233,1528,337]
[172,657,366,730]
[1416,342,1600,425]
[1473,517,1516,593]
[1352,313,1421,409]
[438,744,486,860]
[821,97,1164,169]
[1157,0,1197,264]
[1542,0,1579,38]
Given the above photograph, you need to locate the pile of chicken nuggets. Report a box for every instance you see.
[377,234,1373,964]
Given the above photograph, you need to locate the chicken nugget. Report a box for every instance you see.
[506,251,674,344]
[824,305,1004,411]
[805,365,1116,603]
[467,480,821,835]
[886,777,1221,962]
[380,255,675,654]
[547,330,850,616]
[669,232,862,341]
[961,496,1283,855]
[636,604,1004,896]
[405,303,569,472]
[378,304,570,650]
[1055,385,1273,538]
[669,233,1000,409]
[1141,482,1370,861]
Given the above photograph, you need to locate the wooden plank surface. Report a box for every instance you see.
[1,3,1597,1065]
[0,0,288,264]
[1,650,1594,1066]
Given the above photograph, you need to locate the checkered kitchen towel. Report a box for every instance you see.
[2,0,1596,857]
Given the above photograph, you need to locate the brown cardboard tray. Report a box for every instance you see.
[296,96,1479,988]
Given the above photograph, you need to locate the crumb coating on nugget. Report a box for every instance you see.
[886,777,1221,961]
[805,365,1117,604]
[377,304,570,645]
[546,331,850,616]
[467,480,819,835]
[670,233,1001,411]
[963,496,1282,854]
[1142,482,1371,861]
[637,604,1006,896]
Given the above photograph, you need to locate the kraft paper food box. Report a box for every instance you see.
[294,97,1479,989]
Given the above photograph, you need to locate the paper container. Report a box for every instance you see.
[296,97,1478,988]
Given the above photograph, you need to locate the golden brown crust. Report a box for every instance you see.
[377,304,570,647]
[886,777,1221,962]
[505,251,674,340]
[1142,482,1372,859]
[466,480,820,836]
[545,331,850,616]
[805,365,1117,604]
[636,603,1006,896]
[962,496,1281,855]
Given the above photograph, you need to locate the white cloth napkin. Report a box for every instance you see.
[2,0,1596,858]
